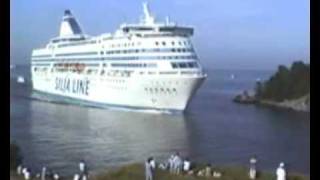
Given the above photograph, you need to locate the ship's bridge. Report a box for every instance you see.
[119,2,193,37]
[120,24,193,37]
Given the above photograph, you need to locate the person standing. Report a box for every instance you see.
[276,162,286,180]
[23,169,30,180]
[173,152,182,174]
[41,166,47,180]
[168,155,175,173]
[150,157,156,169]
[249,156,257,179]
[145,158,154,180]
[79,160,86,173]
[204,164,211,177]
[53,173,60,180]
[79,160,89,178]
[17,164,23,175]
[73,174,80,180]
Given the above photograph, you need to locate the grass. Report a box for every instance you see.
[93,163,309,180]
[10,164,309,180]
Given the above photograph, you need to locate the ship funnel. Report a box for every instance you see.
[142,2,155,25]
[59,9,83,37]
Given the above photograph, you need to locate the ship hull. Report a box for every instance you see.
[31,72,206,111]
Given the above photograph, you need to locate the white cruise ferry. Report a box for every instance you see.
[31,3,206,111]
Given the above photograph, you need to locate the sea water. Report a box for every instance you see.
[10,65,310,176]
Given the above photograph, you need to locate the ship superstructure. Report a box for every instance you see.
[31,3,206,111]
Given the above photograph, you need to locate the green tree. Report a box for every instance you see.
[255,61,309,102]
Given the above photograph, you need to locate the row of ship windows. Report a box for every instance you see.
[103,48,194,55]
[155,41,189,46]
[34,48,194,58]
[171,62,199,68]
[57,40,97,47]
[103,55,198,61]
[57,39,190,48]
[108,40,190,48]
[144,87,177,93]
[111,63,157,68]
[33,61,199,70]
[32,55,198,62]
[56,52,98,57]
[33,66,197,76]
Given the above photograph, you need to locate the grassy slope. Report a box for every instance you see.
[10,164,309,180]
[93,163,309,180]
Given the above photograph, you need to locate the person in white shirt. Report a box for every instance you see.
[53,173,60,180]
[79,160,86,173]
[276,162,286,180]
[17,165,22,175]
[145,158,154,180]
[249,156,257,179]
[22,167,27,175]
[168,155,175,173]
[81,174,88,180]
[204,164,211,177]
[149,158,156,169]
[24,169,30,180]
[73,174,80,180]
[183,158,191,172]
[41,166,47,180]
[173,153,182,174]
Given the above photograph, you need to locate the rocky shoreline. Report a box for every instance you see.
[233,92,310,113]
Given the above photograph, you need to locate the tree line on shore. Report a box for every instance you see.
[255,61,310,102]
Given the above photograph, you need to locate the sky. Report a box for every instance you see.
[10,0,310,70]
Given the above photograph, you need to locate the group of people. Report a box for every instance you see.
[15,160,89,180]
[158,152,191,174]
[145,153,288,180]
[145,152,193,180]
[16,165,60,180]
